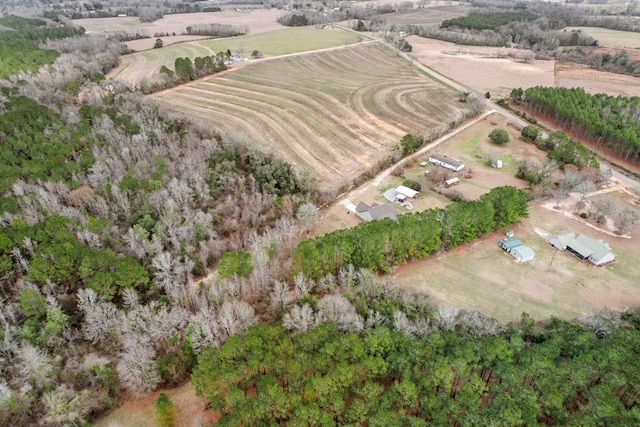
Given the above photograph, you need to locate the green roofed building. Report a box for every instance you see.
[500,238,523,251]
[500,238,534,263]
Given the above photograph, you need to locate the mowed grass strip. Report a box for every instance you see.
[157,43,462,191]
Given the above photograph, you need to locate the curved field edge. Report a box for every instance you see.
[155,43,465,191]
[108,27,362,86]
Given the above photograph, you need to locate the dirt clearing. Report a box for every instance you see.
[95,382,218,427]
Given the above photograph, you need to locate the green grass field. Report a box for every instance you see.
[198,26,362,56]
[568,26,640,48]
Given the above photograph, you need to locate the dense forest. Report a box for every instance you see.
[193,316,640,426]
[515,87,640,165]
[1,8,639,426]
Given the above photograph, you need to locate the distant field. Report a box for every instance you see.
[382,5,471,26]
[566,26,640,48]
[75,9,284,36]
[109,27,362,86]
[156,43,463,191]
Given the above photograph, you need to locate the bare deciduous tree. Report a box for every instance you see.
[42,385,91,426]
[217,300,258,337]
[282,304,322,333]
[296,202,319,232]
[116,343,161,397]
[436,304,459,331]
[317,294,360,332]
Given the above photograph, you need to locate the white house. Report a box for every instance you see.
[429,154,465,172]
[396,185,419,199]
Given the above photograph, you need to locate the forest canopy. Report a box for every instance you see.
[0,16,84,78]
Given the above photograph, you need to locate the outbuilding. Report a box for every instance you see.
[445,177,460,187]
[509,244,535,263]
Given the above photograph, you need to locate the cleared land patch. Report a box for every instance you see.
[156,43,464,191]
[109,27,361,87]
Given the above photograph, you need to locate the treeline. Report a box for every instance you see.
[556,47,640,77]
[193,314,640,426]
[518,86,640,165]
[142,53,228,93]
[185,23,248,37]
[59,0,205,22]
[293,186,528,279]
[417,17,596,50]
[0,16,85,78]
[442,12,539,31]
[276,2,401,28]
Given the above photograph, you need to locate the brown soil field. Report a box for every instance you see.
[407,36,555,99]
[75,9,285,38]
[555,62,640,98]
[156,43,464,192]
[408,36,639,98]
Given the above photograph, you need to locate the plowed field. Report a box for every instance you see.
[156,43,463,191]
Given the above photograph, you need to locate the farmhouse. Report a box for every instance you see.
[500,238,535,263]
[354,202,398,222]
[565,234,616,266]
[548,231,576,251]
[429,154,465,172]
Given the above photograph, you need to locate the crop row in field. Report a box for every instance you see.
[156,43,463,191]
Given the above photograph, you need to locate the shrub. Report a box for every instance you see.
[402,179,422,192]
[489,128,510,145]
[521,125,540,142]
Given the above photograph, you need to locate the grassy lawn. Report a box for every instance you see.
[197,27,362,57]
[393,203,640,322]
[567,26,640,48]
